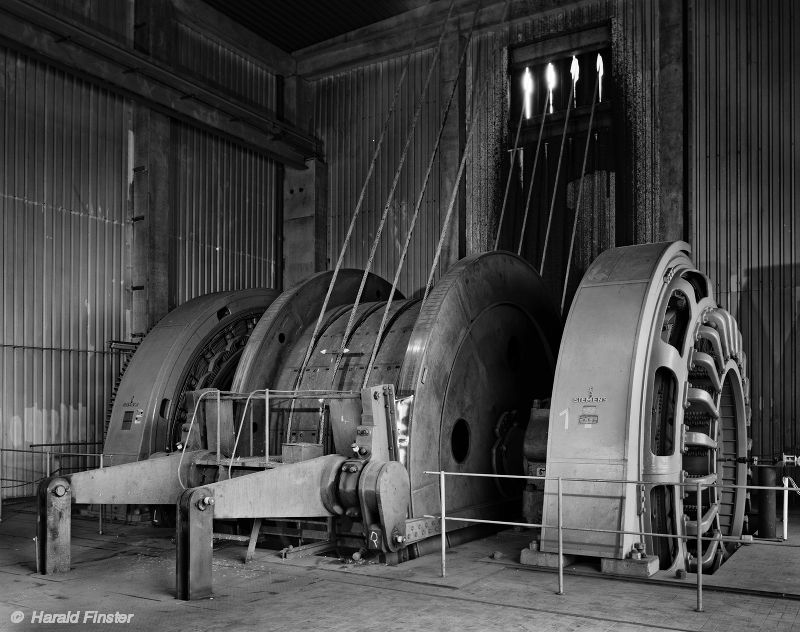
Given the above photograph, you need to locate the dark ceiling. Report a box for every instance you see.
[202,0,432,53]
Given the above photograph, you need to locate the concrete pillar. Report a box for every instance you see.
[439,23,467,270]
[658,0,687,241]
[281,73,327,289]
[283,159,328,288]
[131,106,171,335]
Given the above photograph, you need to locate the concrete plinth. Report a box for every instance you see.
[520,544,575,568]
[601,555,659,577]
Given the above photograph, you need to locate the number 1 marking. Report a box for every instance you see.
[560,408,569,430]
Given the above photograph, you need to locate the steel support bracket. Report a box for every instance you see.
[176,487,214,600]
[36,476,72,574]
[357,460,410,552]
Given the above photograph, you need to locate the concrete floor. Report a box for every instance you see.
[1,499,800,631]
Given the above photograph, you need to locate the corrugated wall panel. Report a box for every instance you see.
[170,123,278,304]
[1,47,130,498]
[32,0,131,44]
[174,21,278,110]
[312,49,442,296]
[691,0,800,459]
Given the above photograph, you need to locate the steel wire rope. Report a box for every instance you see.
[561,69,600,311]
[283,28,423,435]
[360,1,489,389]
[786,476,800,495]
[291,35,420,386]
[360,5,489,387]
[423,3,518,302]
[493,82,528,251]
[539,62,577,275]
[422,77,489,304]
[329,0,459,384]
[514,96,550,256]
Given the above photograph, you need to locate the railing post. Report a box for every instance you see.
[695,481,703,612]
[45,449,51,478]
[440,470,446,578]
[265,390,270,466]
[98,453,104,535]
[0,450,4,522]
[215,390,221,465]
[557,476,564,595]
[784,476,789,541]
[248,396,254,458]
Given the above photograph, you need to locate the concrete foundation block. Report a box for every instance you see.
[519,547,575,568]
[600,555,659,577]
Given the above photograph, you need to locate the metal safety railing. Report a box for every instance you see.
[425,470,797,612]
[177,387,364,487]
[0,443,130,530]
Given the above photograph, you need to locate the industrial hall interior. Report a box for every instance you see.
[0,0,798,630]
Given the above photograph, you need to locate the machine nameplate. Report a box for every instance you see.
[573,386,607,403]
[579,404,598,425]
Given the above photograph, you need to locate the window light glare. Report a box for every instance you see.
[522,67,533,119]
[545,62,556,114]
[570,56,580,104]
[596,53,605,102]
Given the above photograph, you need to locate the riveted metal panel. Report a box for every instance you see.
[311,49,442,296]
[170,122,278,304]
[690,0,800,459]
[0,47,130,498]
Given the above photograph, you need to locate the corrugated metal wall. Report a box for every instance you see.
[0,47,131,497]
[1,12,283,497]
[691,0,800,459]
[174,22,278,110]
[34,0,131,44]
[170,15,280,305]
[170,123,280,304]
[312,49,442,296]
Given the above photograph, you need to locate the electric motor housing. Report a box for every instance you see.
[104,289,278,463]
[540,241,749,573]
